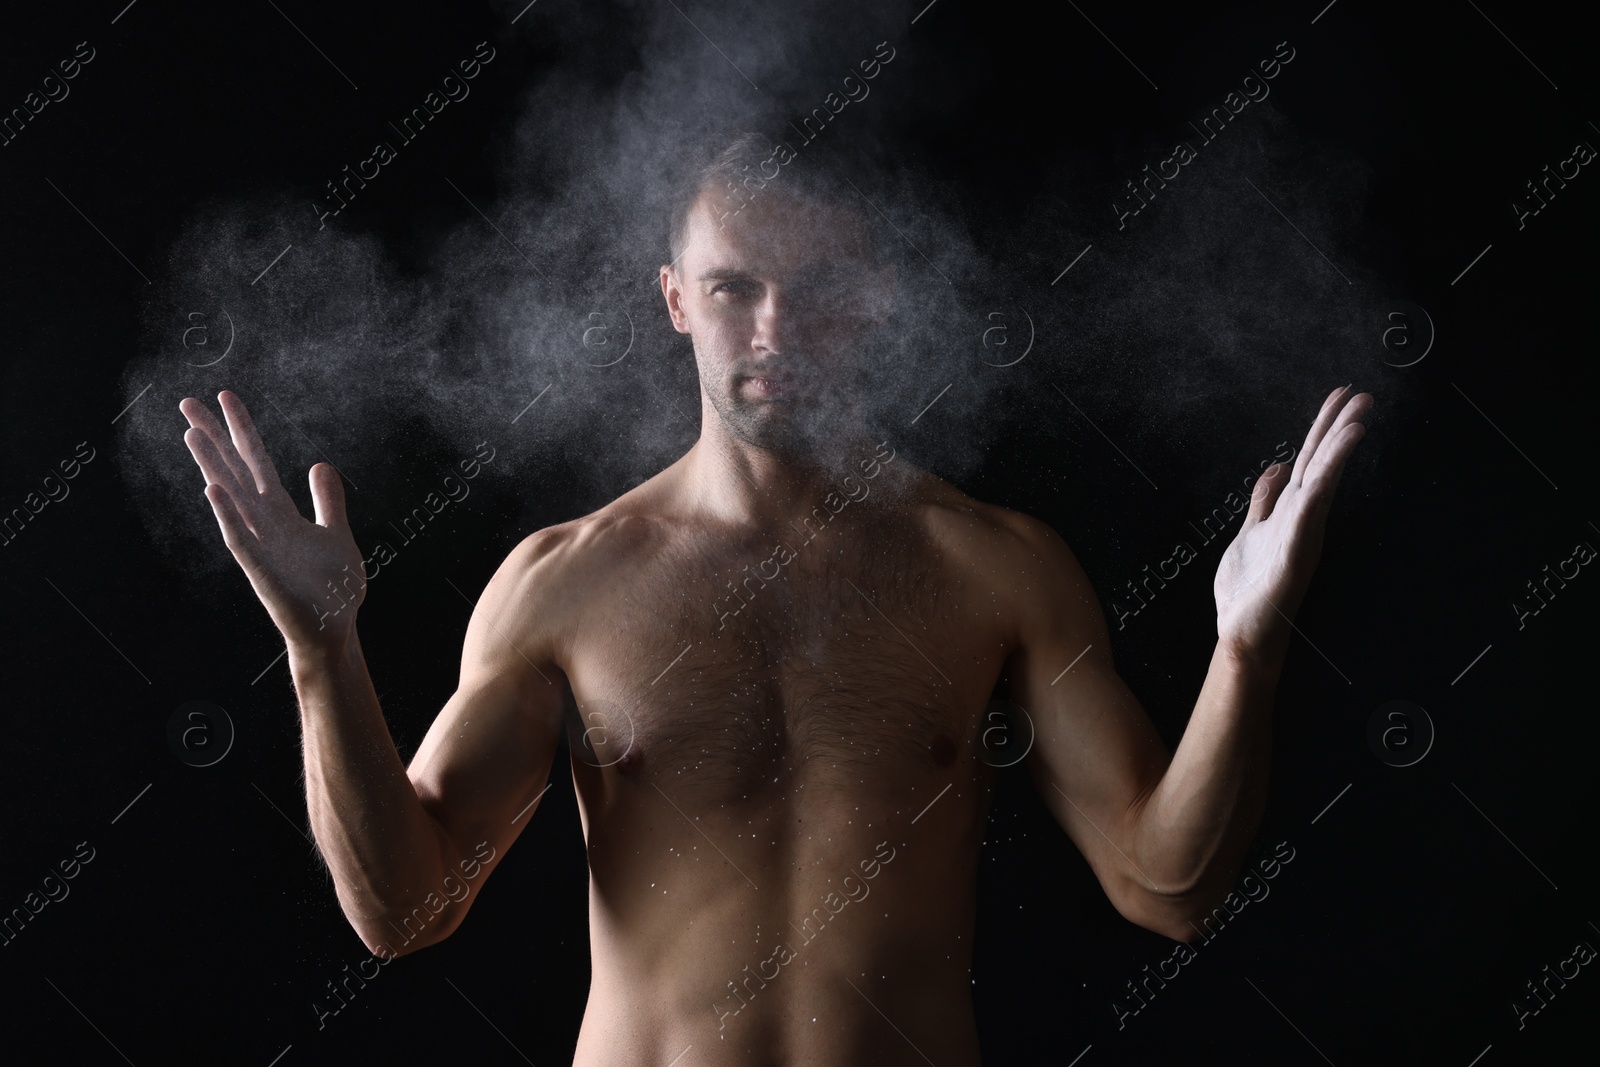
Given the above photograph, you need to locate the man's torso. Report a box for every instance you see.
[525,455,1037,1065]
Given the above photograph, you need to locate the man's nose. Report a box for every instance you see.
[752,290,796,354]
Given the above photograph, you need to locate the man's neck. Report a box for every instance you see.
[685,426,893,529]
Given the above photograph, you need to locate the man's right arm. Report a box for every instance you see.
[178,391,568,957]
[295,528,569,956]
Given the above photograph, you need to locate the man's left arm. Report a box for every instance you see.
[997,384,1370,941]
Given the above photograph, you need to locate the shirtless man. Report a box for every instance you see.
[178,133,1371,1064]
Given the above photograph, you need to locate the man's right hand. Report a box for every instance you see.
[180,390,365,653]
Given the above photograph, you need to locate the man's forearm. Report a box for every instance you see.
[291,630,453,951]
[1129,638,1285,925]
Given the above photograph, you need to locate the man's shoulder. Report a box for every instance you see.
[914,481,1071,562]
[496,501,674,592]
[913,484,1100,636]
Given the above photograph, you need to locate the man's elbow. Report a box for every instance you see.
[1115,881,1224,944]
[360,927,442,959]
[353,899,468,958]
[1117,899,1204,943]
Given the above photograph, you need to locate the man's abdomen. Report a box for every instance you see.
[573,772,991,1067]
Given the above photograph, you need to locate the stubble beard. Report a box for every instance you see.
[702,360,872,469]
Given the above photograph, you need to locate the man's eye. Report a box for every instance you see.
[712,281,755,296]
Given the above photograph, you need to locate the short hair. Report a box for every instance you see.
[665,127,891,266]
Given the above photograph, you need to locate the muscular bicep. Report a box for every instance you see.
[405,534,570,913]
[995,514,1172,907]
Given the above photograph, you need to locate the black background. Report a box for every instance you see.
[1,0,1596,1064]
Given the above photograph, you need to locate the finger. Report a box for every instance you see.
[184,427,263,534]
[180,397,255,495]
[1289,384,1357,487]
[204,481,266,571]
[1242,461,1291,528]
[309,462,349,530]
[1301,392,1370,483]
[1302,417,1367,522]
[217,390,286,495]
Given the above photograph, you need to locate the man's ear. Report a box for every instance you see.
[660,264,692,334]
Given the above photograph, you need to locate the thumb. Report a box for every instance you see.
[1243,463,1289,527]
[309,463,349,529]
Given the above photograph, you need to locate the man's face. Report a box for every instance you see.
[661,184,894,460]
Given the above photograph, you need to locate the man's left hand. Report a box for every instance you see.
[1214,384,1372,663]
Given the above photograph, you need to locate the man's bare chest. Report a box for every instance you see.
[561,517,1008,794]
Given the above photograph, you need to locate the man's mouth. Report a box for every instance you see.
[740,374,799,399]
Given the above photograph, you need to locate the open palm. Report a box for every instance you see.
[1213,384,1371,660]
[179,390,365,651]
